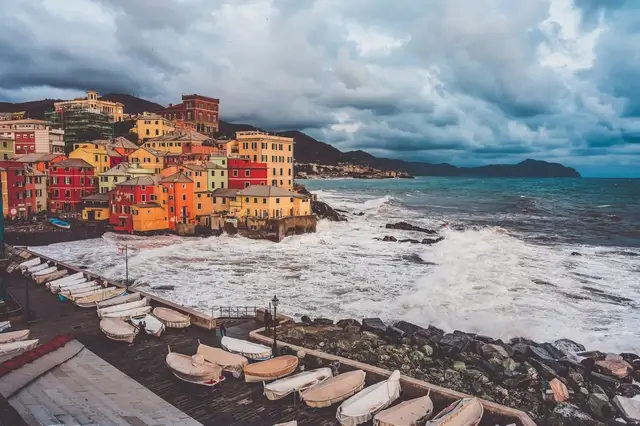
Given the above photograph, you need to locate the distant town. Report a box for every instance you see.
[296,163,414,179]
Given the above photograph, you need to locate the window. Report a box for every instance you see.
[182,194,186,201]
[196,182,201,188]
[155,129,159,135]
[290,197,294,202]
[288,168,292,176]
[244,182,250,188]
[141,185,146,190]
[245,170,250,177]
[65,190,71,198]
[65,177,71,185]
[221,182,224,188]
[197,203,202,209]
[112,205,116,213]
[276,198,280,204]
[280,168,283,176]
[80,178,84,185]
[141,194,146,202]
[94,154,98,162]
[170,206,174,213]
[155,121,159,125]
[233,170,238,177]
[288,145,292,151]
[221,171,225,176]
[146,129,150,135]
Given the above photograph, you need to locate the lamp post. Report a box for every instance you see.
[271,295,279,355]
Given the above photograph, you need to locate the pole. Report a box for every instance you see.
[125,244,129,289]
[24,273,30,322]
[272,301,277,354]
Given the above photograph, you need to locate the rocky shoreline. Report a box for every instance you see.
[276,317,640,426]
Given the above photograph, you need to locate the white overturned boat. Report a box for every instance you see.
[98,298,149,318]
[59,282,101,299]
[18,257,41,271]
[34,269,67,285]
[46,272,84,289]
[374,395,434,426]
[32,266,57,278]
[166,347,225,387]
[264,368,333,400]
[301,370,366,408]
[425,397,483,426]
[0,329,30,344]
[336,370,401,426]
[221,336,272,361]
[197,341,248,378]
[100,318,139,343]
[75,288,126,307]
[130,314,165,337]
[0,339,39,357]
[0,321,10,333]
[27,262,49,275]
[152,307,190,328]
[101,306,152,320]
[97,293,141,309]
[50,279,88,293]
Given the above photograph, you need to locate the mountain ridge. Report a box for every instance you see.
[0,94,580,177]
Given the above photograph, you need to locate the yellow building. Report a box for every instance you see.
[69,143,109,175]
[211,185,310,219]
[131,203,168,232]
[0,136,14,160]
[54,90,124,122]
[142,130,210,154]
[81,193,110,221]
[0,168,7,217]
[128,147,166,174]
[233,131,295,190]
[132,112,176,141]
[98,162,155,193]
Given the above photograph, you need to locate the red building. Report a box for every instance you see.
[107,148,128,168]
[49,159,97,213]
[227,158,268,189]
[109,176,158,232]
[14,131,36,155]
[0,162,27,216]
[157,94,219,136]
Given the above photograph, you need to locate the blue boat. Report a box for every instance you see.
[48,218,71,229]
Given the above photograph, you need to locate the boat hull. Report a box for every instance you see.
[130,314,165,337]
[0,329,29,344]
[171,370,226,387]
[337,370,401,426]
[264,368,333,400]
[152,307,190,329]
[221,336,272,361]
[100,318,139,343]
[243,356,299,383]
[301,370,367,409]
[35,269,67,285]
[425,397,483,426]
[75,288,127,308]
[0,339,39,357]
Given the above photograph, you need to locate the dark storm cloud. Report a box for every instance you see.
[1,0,640,175]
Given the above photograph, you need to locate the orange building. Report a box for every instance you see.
[159,172,194,230]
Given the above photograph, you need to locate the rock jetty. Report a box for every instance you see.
[311,200,347,221]
[276,318,640,425]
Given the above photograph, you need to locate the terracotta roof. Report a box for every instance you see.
[181,163,205,171]
[24,165,45,176]
[202,162,225,170]
[100,162,148,176]
[82,193,110,202]
[211,188,239,197]
[116,175,159,187]
[54,159,94,169]
[133,202,162,208]
[159,172,193,184]
[14,153,65,163]
[237,185,302,198]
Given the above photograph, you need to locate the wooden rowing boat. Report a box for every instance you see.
[75,288,127,307]
[152,307,190,328]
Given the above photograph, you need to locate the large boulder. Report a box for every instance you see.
[386,326,406,343]
[312,201,347,221]
[480,344,510,360]
[393,321,424,335]
[336,318,361,329]
[412,325,445,346]
[385,222,438,234]
[548,404,607,426]
[588,392,616,420]
[382,235,397,242]
[313,318,334,326]
[528,346,568,375]
[553,338,586,355]
[362,318,387,334]
[438,332,472,356]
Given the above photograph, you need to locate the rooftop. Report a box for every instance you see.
[237,185,306,198]
[160,172,193,184]
[82,192,110,202]
[13,153,64,163]
[53,159,94,169]
[116,175,158,187]
[211,188,239,197]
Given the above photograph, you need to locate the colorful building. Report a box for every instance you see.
[142,130,211,154]
[157,94,219,135]
[128,147,166,174]
[203,160,227,191]
[0,136,14,160]
[81,193,110,221]
[159,172,194,230]
[54,90,125,122]
[49,159,97,213]
[132,112,176,141]
[0,119,65,154]
[25,166,47,213]
[109,176,163,232]
[234,185,310,218]
[98,162,154,194]
[227,158,268,189]
[69,143,110,175]
[12,153,66,175]
[228,131,294,190]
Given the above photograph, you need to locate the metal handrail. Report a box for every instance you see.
[213,305,260,319]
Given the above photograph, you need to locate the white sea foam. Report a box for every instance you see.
[31,190,640,353]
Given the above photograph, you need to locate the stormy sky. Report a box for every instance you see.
[1,0,639,177]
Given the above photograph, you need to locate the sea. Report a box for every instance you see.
[31,177,640,353]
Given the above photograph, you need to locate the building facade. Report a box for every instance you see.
[0,136,14,160]
[98,162,155,193]
[227,158,268,189]
[133,112,176,141]
[0,119,65,154]
[48,159,97,213]
[54,90,124,122]
[233,131,294,190]
[109,176,161,232]
[128,147,166,174]
[159,172,194,231]
[157,94,219,135]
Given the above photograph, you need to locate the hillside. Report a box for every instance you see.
[0,94,580,177]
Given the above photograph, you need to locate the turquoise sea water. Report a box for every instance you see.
[303,177,640,248]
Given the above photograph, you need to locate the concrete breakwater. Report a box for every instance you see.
[267,317,640,426]
[15,248,216,330]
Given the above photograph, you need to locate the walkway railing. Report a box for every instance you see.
[213,305,260,319]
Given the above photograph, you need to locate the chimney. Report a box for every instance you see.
[169,103,173,107]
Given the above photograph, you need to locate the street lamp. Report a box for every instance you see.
[271,295,279,355]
